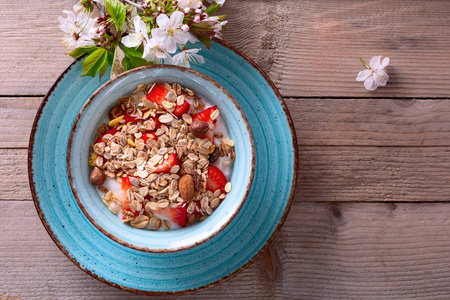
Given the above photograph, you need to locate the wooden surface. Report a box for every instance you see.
[2,0,450,299]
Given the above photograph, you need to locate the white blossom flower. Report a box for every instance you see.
[151,11,191,53]
[171,48,205,68]
[58,9,96,50]
[121,16,149,48]
[206,0,225,6]
[356,56,390,91]
[178,0,202,9]
[142,38,172,64]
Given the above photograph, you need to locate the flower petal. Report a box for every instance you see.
[356,69,372,81]
[381,57,390,68]
[156,13,170,29]
[170,11,184,28]
[121,33,142,48]
[373,70,389,87]
[369,56,381,69]
[151,28,166,41]
[364,76,378,91]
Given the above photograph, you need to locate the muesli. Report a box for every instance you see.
[88,82,235,230]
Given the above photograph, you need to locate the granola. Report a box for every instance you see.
[89,82,235,230]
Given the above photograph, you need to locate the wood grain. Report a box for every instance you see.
[3,200,450,299]
[6,97,450,148]
[3,1,450,97]
[7,146,450,202]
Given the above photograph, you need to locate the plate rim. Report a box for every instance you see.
[28,38,299,296]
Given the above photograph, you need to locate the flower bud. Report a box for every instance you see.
[181,24,190,32]
[95,16,105,23]
[195,8,202,14]
[183,7,190,14]
[193,15,200,23]
[201,13,208,19]
[172,0,178,6]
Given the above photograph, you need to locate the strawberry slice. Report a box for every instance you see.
[150,203,188,228]
[206,165,227,193]
[192,106,218,125]
[146,83,168,106]
[173,101,191,118]
[96,128,118,143]
[201,130,215,142]
[142,132,157,143]
[154,153,180,173]
[124,115,138,124]
[121,176,134,191]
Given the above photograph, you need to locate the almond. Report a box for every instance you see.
[179,174,195,202]
[189,120,209,138]
[90,167,106,186]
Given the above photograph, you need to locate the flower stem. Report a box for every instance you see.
[77,10,92,35]
[359,57,370,69]
[120,0,143,9]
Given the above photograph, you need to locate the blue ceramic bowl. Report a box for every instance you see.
[67,65,255,253]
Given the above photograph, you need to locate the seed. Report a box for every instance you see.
[209,145,215,154]
[89,154,98,167]
[210,109,220,120]
[230,151,236,161]
[188,214,196,224]
[146,202,159,212]
[163,220,170,230]
[157,199,170,208]
[182,113,192,124]
[109,115,124,128]
[210,198,220,209]
[127,138,136,147]
[214,132,223,138]
[129,176,140,186]
[98,186,108,193]
[222,137,234,147]
[224,182,232,193]
[159,113,173,123]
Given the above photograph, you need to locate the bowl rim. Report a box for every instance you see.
[66,64,255,253]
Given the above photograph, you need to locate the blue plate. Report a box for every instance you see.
[28,40,298,295]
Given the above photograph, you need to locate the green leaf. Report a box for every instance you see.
[82,48,108,77]
[111,46,125,78]
[69,45,98,58]
[120,44,144,58]
[99,58,109,80]
[190,32,212,48]
[205,3,220,15]
[105,0,126,32]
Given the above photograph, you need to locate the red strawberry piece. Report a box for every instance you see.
[172,101,191,118]
[96,128,118,143]
[150,203,188,228]
[200,130,215,142]
[206,165,227,193]
[124,115,138,124]
[121,176,134,191]
[154,153,180,173]
[192,106,218,125]
[146,83,168,106]
[142,132,157,143]
[152,116,161,130]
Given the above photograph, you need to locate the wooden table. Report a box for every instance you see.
[2,0,450,298]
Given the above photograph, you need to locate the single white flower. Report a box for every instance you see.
[58,9,95,50]
[151,11,191,53]
[356,56,390,91]
[205,0,225,6]
[143,38,172,64]
[171,48,205,68]
[178,0,202,9]
[121,16,149,48]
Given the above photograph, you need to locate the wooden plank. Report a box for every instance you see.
[6,145,450,202]
[6,97,450,148]
[0,0,266,96]
[3,200,450,299]
[0,98,41,148]
[4,1,450,97]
